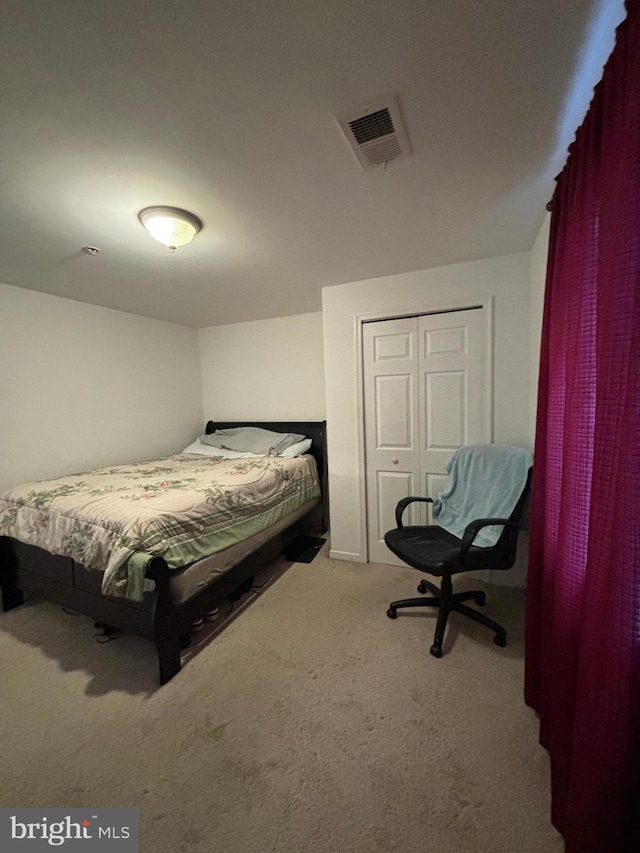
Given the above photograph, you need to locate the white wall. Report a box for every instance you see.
[322,252,532,584]
[0,283,203,492]
[529,213,551,443]
[198,312,326,422]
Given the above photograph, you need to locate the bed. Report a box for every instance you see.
[0,420,328,684]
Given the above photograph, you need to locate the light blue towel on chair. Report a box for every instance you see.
[432,444,533,547]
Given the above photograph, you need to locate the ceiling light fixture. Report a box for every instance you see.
[138,206,202,251]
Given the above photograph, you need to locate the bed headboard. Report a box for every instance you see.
[205,420,329,532]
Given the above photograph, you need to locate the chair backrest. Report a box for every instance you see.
[432,444,534,547]
[465,466,532,572]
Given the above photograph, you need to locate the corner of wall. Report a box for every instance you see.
[529,213,551,446]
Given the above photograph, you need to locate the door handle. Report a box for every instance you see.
[391,458,399,465]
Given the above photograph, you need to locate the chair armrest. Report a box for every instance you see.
[460,517,520,557]
[395,496,433,528]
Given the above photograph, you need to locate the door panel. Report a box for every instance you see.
[374,374,414,448]
[425,325,468,356]
[425,370,466,449]
[374,331,413,361]
[363,318,419,565]
[376,470,416,540]
[419,309,485,476]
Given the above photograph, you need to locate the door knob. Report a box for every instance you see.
[391,458,399,465]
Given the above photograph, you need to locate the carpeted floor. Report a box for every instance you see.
[0,545,562,852]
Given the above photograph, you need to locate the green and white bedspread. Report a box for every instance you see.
[0,454,320,601]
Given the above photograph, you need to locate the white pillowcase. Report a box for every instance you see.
[280,438,312,457]
[180,440,261,459]
[181,437,312,459]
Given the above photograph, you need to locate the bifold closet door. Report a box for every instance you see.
[363,308,487,565]
[363,317,420,566]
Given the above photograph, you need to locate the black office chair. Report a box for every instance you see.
[384,445,532,658]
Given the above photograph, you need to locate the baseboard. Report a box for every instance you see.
[329,550,364,562]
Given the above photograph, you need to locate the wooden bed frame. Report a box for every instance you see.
[0,420,328,685]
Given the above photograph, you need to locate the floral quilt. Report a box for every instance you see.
[0,454,320,601]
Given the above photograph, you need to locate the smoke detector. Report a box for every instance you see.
[337,95,410,170]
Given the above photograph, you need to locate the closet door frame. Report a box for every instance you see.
[355,296,494,563]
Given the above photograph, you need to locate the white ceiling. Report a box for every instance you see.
[0,1,624,328]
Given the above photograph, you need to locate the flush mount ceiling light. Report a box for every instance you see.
[138,206,202,251]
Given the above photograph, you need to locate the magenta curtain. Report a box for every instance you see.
[525,2,640,851]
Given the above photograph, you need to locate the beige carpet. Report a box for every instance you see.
[0,545,562,853]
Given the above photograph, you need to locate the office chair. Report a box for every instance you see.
[384,444,532,658]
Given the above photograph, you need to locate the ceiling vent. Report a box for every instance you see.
[337,95,410,170]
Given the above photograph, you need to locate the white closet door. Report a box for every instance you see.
[363,308,488,565]
[363,317,420,565]
[418,309,487,523]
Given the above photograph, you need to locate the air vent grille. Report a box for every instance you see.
[348,108,395,145]
[360,135,403,167]
[337,95,410,171]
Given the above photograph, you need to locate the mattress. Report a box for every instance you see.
[0,454,320,601]
[167,497,318,605]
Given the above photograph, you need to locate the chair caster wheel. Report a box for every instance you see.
[386,607,397,619]
[430,644,443,658]
[475,592,486,606]
[493,634,507,648]
[417,580,429,594]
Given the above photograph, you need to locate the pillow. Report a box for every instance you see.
[201,426,306,456]
[181,440,262,459]
[280,438,313,458]
[182,432,312,459]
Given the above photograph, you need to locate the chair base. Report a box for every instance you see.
[386,575,507,657]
